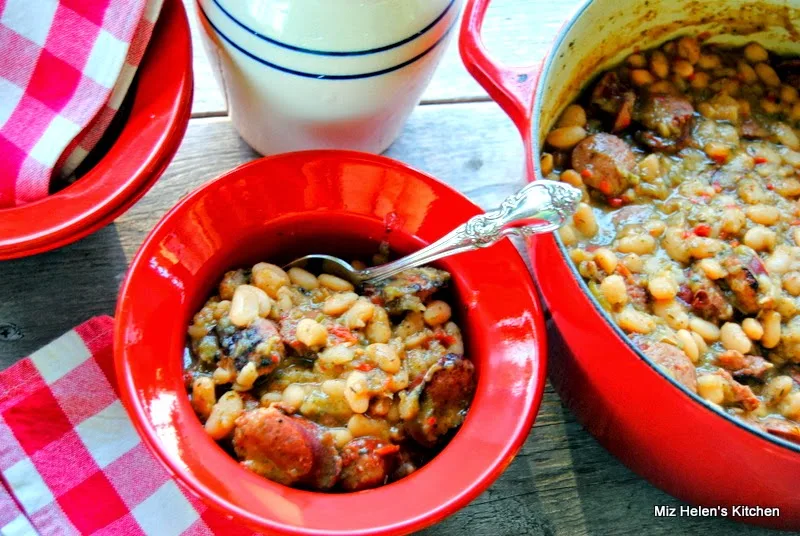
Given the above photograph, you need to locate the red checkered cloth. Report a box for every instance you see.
[0,0,163,208]
[0,317,257,535]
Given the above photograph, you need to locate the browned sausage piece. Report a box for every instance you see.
[339,438,399,492]
[714,369,760,411]
[716,350,774,379]
[233,407,342,489]
[571,133,636,197]
[408,354,476,447]
[687,275,734,322]
[638,95,695,138]
[637,341,697,392]
[720,250,770,315]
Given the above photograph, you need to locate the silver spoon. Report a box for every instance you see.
[284,179,581,286]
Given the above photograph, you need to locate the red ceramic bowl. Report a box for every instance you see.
[460,0,800,529]
[0,0,193,260]
[114,151,546,535]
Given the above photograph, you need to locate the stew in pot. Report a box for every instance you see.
[543,36,800,444]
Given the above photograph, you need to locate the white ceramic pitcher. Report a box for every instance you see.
[196,0,461,155]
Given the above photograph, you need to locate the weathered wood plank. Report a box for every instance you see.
[184,0,227,116]
[425,0,582,103]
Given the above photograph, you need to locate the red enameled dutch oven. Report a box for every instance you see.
[115,151,547,534]
[0,0,192,260]
[460,0,800,529]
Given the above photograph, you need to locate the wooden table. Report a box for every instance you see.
[0,1,779,534]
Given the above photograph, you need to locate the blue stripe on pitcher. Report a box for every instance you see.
[199,4,456,80]
[212,0,457,57]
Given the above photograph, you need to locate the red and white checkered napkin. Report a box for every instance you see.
[0,316,257,536]
[0,0,163,208]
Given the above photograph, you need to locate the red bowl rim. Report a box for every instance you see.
[114,150,548,535]
[530,0,800,457]
[0,0,193,260]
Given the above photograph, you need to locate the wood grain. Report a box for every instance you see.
[184,0,227,116]
[0,103,777,534]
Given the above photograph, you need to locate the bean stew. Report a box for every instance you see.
[543,36,800,444]
[184,250,475,491]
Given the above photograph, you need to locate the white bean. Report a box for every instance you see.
[423,300,452,326]
[191,377,216,419]
[617,235,656,255]
[720,322,752,354]
[252,263,290,298]
[755,62,780,87]
[344,298,375,329]
[617,306,655,334]
[601,275,628,306]
[322,292,359,316]
[367,343,401,373]
[557,104,587,128]
[573,203,598,237]
[697,374,725,405]
[282,384,307,410]
[366,307,392,343]
[690,317,720,342]
[593,248,618,274]
[744,42,768,63]
[287,267,319,290]
[743,226,776,251]
[746,204,780,226]
[779,392,800,420]
[546,126,588,150]
[319,273,354,292]
[697,258,726,280]
[761,310,782,348]
[676,329,699,363]
[296,318,328,347]
[648,275,677,300]
[319,344,356,365]
[205,391,243,440]
[230,285,261,327]
[233,361,258,391]
[764,376,793,405]
[742,318,764,340]
[345,371,370,413]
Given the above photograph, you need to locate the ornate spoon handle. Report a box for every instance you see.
[361,180,582,284]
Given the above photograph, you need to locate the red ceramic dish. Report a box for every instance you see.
[114,151,546,535]
[0,0,192,260]
[460,0,800,529]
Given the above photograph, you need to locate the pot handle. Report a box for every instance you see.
[458,0,541,181]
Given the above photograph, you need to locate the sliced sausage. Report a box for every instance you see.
[233,408,341,489]
[624,275,650,311]
[687,275,734,322]
[339,438,399,492]
[720,250,770,315]
[638,95,695,138]
[638,340,697,392]
[407,354,476,447]
[571,133,637,197]
[590,72,630,115]
[715,369,760,411]
[715,350,774,379]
